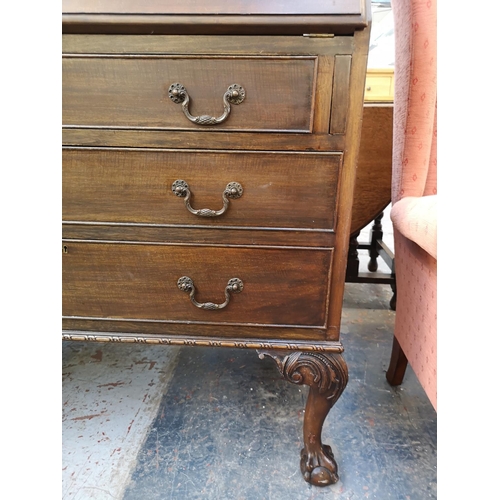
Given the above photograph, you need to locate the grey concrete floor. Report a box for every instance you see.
[62,219,437,499]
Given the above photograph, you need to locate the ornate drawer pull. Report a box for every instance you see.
[172,179,243,217]
[177,276,244,310]
[168,83,246,126]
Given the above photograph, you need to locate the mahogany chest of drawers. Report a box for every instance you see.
[62,0,371,487]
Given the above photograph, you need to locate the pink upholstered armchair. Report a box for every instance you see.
[385,0,437,410]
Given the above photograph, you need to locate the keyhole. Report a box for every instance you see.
[63,245,68,254]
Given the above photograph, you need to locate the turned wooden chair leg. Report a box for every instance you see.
[346,230,361,279]
[386,336,408,386]
[258,350,348,487]
[368,212,384,272]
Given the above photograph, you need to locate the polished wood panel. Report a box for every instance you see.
[62,242,332,327]
[62,1,367,36]
[350,104,393,234]
[63,55,317,132]
[63,148,342,231]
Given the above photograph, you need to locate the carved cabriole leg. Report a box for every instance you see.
[258,350,348,487]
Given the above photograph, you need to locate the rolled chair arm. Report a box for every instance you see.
[390,195,437,260]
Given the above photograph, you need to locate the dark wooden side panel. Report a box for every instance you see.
[350,104,393,234]
[63,149,342,231]
[62,242,332,327]
[326,26,370,340]
[63,56,316,133]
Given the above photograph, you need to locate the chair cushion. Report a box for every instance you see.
[390,195,437,259]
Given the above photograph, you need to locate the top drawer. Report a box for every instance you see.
[62,35,355,150]
[63,55,315,133]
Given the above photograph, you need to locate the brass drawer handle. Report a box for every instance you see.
[177,276,244,310]
[172,179,243,217]
[168,83,246,125]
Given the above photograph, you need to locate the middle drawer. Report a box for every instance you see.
[63,148,342,231]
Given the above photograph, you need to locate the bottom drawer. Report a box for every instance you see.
[62,242,332,328]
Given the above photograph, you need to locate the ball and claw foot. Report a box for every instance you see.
[258,349,348,487]
[301,444,339,486]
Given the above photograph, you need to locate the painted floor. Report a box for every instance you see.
[62,220,437,499]
[62,343,181,499]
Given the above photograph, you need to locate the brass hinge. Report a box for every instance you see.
[303,33,335,38]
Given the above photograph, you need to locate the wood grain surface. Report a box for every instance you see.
[350,104,393,234]
[61,5,373,349]
[63,242,332,327]
[62,1,367,36]
[63,56,316,133]
[62,34,355,142]
[63,148,342,231]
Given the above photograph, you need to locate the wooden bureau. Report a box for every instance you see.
[62,0,371,487]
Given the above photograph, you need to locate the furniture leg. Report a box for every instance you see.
[386,336,408,386]
[346,230,361,279]
[368,212,384,272]
[258,350,348,486]
[389,280,397,311]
